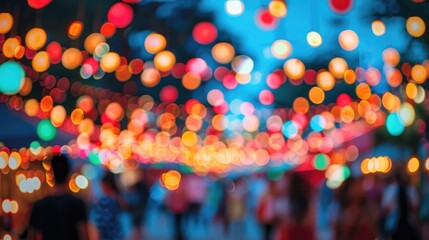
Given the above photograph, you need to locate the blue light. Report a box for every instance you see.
[310,115,326,132]
[282,120,298,138]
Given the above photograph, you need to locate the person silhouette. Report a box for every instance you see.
[28,154,88,240]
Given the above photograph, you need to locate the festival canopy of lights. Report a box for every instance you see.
[0,0,428,191]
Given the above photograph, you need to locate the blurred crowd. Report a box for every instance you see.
[2,155,429,240]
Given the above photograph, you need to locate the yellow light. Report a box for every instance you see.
[406,82,418,99]
[154,50,176,72]
[309,86,325,104]
[62,48,83,70]
[283,58,305,80]
[68,21,84,39]
[344,69,356,84]
[338,30,359,51]
[317,71,335,91]
[407,157,420,173]
[71,108,84,125]
[145,33,167,54]
[141,68,161,87]
[162,170,181,191]
[340,106,354,123]
[268,1,287,18]
[329,57,348,79]
[32,51,50,72]
[100,52,121,73]
[182,72,201,90]
[411,64,427,84]
[406,16,426,37]
[271,40,292,59]
[182,131,198,147]
[293,97,309,114]
[307,31,322,47]
[51,105,67,127]
[0,12,13,34]
[2,37,20,59]
[372,20,386,36]
[382,48,400,66]
[25,28,47,50]
[355,83,371,100]
[212,42,235,64]
[84,33,106,54]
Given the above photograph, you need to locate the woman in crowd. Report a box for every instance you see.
[92,172,124,240]
[275,172,316,240]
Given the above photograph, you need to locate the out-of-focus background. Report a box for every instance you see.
[1,0,429,239]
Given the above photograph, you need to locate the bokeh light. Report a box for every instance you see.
[37,119,57,141]
[0,13,13,34]
[0,61,25,95]
[108,2,134,28]
[338,30,359,51]
[406,16,426,37]
[25,28,47,50]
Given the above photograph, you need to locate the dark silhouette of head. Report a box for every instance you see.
[101,171,120,194]
[51,154,71,185]
[288,172,310,222]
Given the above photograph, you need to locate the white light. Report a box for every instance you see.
[231,55,254,74]
[225,0,244,16]
[76,175,89,189]
[307,31,322,47]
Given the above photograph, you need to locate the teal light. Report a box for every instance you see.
[30,141,41,150]
[37,119,57,141]
[88,150,101,165]
[0,61,25,95]
[282,120,298,138]
[386,112,405,136]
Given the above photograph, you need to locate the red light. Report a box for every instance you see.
[192,22,218,45]
[27,0,52,9]
[46,41,62,64]
[108,3,134,28]
[160,86,178,103]
[329,0,353,14]
[257,9,277,29]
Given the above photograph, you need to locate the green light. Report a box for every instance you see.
[0,61,25,95]
[30,141,41,150]
[313,153,329,170]
[37,119,57,141]
[88,151,100,165]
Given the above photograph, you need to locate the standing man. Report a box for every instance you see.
[28,154,88,240]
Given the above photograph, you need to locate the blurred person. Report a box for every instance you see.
[165,176,188,240]
[333,177,376,240]
[214,180,229,235]
[275,172,316,240]
[28,154,88,240]
[184,174,208,226]
[256,180,276,240]
[420,174,429,240]
[126,170,150,240]
[381,171,420,240]
[226,177,248,239]
[91,172,124,240]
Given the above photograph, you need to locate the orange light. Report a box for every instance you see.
[68,21,83,39]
